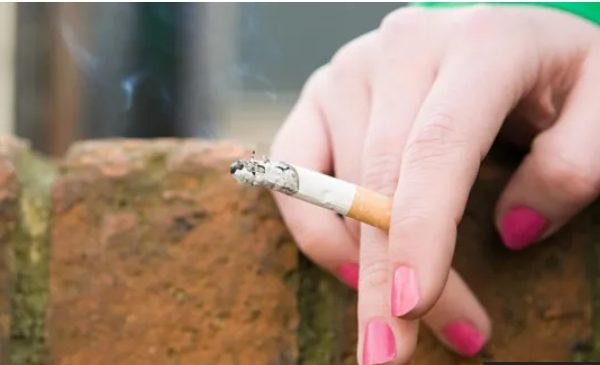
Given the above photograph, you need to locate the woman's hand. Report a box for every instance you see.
[271,5,600,364]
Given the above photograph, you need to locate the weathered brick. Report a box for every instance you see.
[11,143,55,365]
[0,136,23,365]
[49,140,298,365]
[45,138,599,364]
[414,151,594,363]
[300,148,595,364]
[0,136,54,365]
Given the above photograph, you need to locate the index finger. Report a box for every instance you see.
[271,67,360,287]
[389,37,530,318]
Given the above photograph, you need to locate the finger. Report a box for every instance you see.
[357,9,441,364]
[358,226,419,365]
[423,269,490,357]
[271,67,359,289]
[495,53,600,250]
[389,37,531,319]
[325,32,377,241]
[356,48,430,365]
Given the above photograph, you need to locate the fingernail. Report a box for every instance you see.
[442,320,485,357]
[391,266,419,317]
[363,319,396,365]
[336,263,359,290]
[500,206,547,250]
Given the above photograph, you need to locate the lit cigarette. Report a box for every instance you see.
[230,156,392,231]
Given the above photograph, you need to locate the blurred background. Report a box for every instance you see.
[0,3,405,156]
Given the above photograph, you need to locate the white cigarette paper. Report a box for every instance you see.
[230,157,392,230]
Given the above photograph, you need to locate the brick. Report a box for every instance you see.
[0,136,55,365]
[46,138,599,364]
[414,151,594,363]
[10,142,55,365]
[300,149,595,363]
[0,136,23,365]
[49,140,298,365]
[297,256,357,365]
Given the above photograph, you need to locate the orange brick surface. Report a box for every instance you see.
[39,139,598,364]
[49,140,298,365]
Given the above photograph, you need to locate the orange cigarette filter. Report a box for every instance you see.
[348,186,392,231]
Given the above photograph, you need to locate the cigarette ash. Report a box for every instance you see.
[230,156,299,195]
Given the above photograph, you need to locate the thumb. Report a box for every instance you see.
[495,55,600,250]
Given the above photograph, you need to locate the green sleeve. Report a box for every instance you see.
[415,3,600,27]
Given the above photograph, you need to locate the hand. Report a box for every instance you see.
[271,5,600,364]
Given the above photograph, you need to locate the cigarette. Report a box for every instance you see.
[230,156,392,231]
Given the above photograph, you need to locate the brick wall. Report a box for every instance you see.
[0,136,598,364]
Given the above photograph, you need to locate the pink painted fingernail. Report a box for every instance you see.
[336,263,359,290]
[500,206,547,250]
[363,319,396,365]
[391,266,419,317]
[442,320,485,357]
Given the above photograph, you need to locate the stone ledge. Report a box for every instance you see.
[49,139,298,365]
[0,137,596,364]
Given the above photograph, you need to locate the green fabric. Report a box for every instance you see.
[415,3,600,27]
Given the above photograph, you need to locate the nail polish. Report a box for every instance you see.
[391,266,419,317]
[363,319,396,365]
[500,206,547,250]
[336,263,359,290]
[442,320,485,357]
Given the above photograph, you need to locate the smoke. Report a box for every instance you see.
[120,70,148,111]
[59,18,99,78]
[56,3,286,139]
[233,63,278,102]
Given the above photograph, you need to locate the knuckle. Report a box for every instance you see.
[377,7,442,70]
[379,7,429,48]
[449,5,534,74]
[456,4,498,29]
[380,6,427,36]
[360,258,390,288]
[532,143,600,202]
[392,211,458,240]
[302,65,331,99]
[458,4,496,20]
[452,5,504,42]
[391,211,429,234]
[361,153,401,196]
[330,33,375,79]
[404,112,468,167]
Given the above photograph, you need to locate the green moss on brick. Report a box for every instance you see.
[297,255,355,365]
[10,151,56,365]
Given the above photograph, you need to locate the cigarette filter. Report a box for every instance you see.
[230,156,392,231]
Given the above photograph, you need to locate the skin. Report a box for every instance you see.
[271,5,600,364]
